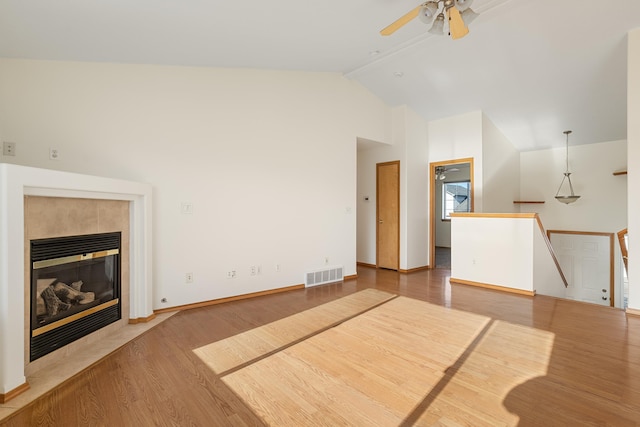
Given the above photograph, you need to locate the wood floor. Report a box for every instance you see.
[2,266,640,426]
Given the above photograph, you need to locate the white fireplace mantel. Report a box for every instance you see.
[0,163,153,397]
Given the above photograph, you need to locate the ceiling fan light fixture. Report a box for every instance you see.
[428,13,446,35]
[418,2,439,24]
[460,8,479,25]
[455,0,474,12]
[380,0,479,38]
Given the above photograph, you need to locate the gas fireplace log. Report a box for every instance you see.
[41,286,71,316]
[67,280,95,304]
[53,282,86,304]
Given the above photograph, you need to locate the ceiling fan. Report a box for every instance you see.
[380,0,478,40]
[434,165,460,180]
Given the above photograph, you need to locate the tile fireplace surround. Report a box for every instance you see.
[0,164,154,404]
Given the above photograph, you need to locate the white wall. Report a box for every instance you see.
[355,105,429,270]
[356,141,385,266]
[451,214,565,295]
[357,110,516,268]
[482,114,520,213]
[428,111,483,254]
[427,111,484,212]
[520,139,628,305]
[628,29,640,311]
[451,216,533,292]
[403,107,429,270]
[519,140,627,232]
[356,124,403,268]
[0,58,392,309]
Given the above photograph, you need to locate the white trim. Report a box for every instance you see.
[0,164,153,394]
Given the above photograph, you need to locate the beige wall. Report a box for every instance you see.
[519,140,627,232]
[482,114,520,213]
[0,58,392,309]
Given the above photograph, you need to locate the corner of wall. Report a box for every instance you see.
[626,28,640,310]
[481,113,520,213]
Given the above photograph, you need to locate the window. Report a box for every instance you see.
[442,181,470,220]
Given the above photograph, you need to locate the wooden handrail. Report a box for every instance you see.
[450,212,537,219]
[534,215,569,288]
[618,228,628,273]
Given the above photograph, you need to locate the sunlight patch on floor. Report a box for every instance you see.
[195,293,555,426]
[193,288,396,375]
[407,319,554,426]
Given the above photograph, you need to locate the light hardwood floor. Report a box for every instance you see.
[2,266,640,426]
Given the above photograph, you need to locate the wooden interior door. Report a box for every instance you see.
[377,161,399,270]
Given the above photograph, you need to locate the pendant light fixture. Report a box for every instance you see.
[555,130,581,204]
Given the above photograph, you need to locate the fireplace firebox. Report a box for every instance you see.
[30,232,121,361]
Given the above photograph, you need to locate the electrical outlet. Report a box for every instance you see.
[181,202,193,214]
[250,266,257,276]
[49,148,60,160]
[275,264,281,272]
[185,272,193,283]
[2,142,15,156]
[226,270,236,279]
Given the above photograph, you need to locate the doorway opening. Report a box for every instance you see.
[429,158,474,269]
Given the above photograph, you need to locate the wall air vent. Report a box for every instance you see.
[305,266,343,288]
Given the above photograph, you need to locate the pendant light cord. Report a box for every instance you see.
[565,132,569,173]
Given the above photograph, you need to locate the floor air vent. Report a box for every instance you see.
[305,266,343,287]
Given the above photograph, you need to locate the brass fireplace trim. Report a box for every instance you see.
[32,249,119,269]
[32,298,120,337]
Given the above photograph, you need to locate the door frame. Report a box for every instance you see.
[376,160,400,270]
[429,158,474,268]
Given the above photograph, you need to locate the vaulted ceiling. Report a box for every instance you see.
[1,0,639,151]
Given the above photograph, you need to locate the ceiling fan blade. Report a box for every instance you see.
[448,7,469,40]
[380,5,423,36]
